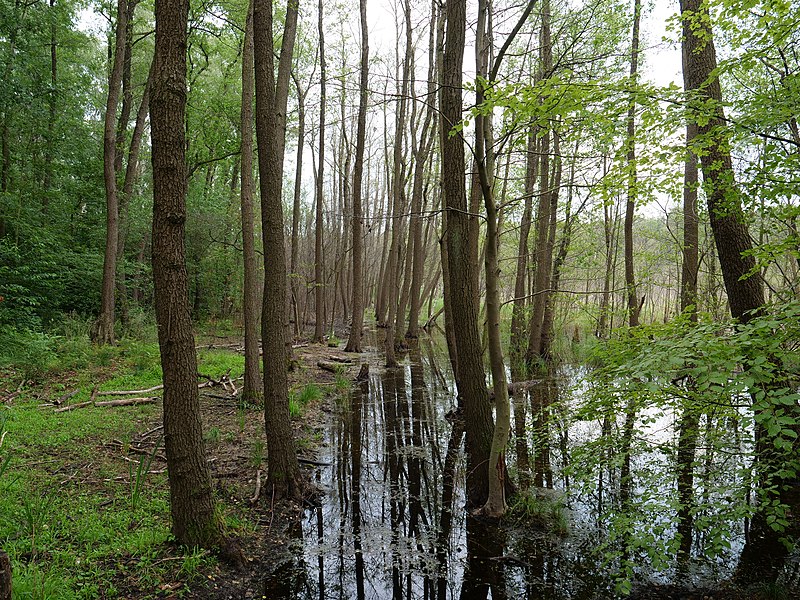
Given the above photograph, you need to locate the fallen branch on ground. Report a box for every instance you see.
[97,384,164,397]
[249,469,263,505]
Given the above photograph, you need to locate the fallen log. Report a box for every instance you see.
[317,361,348,374]
[54,401,93,413]
[95,397,158,408]
[328,356,354,364]
[55,396,159,413]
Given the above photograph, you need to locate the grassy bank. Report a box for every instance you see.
[0,322,347,598]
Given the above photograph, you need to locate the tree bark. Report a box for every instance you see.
[313,0,326,343]
[92,0,128,345]
[440,0,491,508]
[239,0,261,405]
[253,0,302,500]
[290,73,306,338]
[680,0,795,584]
[474,0,509,518]
[344,0,369,353]
[624,0,642,328]
[405,2,438,341]
[510,128,537,367]
[384,0,412,367]
[525,0,554,369]
[150,0,234,555]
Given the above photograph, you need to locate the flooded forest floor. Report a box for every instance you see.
[1,328,798,599]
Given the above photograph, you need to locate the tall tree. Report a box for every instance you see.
[344,0,369,353]
[290,71,308,338]
[92,0,128,345]
[253,0,302,499]
[150,0,237,558]
[239,0,261,405]
[526,0,555,368]
[679,0,795,584]
[405,0,438,341]
[440,0,492,508]
[623,0,642,328]
[313,0,326,343]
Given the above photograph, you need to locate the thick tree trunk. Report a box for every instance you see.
[344,0,369,353]
[92,0,128,345]
[150,0,235,556]
[239,0,261,405]
[253,0,302,500]
[440,0,491,508]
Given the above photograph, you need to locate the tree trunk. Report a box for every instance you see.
[239,0,261,405]
[253,0,302,499]
[42,0,57,215]
[679,0,796,584]
[345,0,368,353]
[383,0,412,367]
[405,5,437,341]
[624,0,642,328]
[313,0,327,343]
[510,128,537,367]
[290,73,306,338]
[92,0,128,345]
[440,0,491,508]
[474,0,509,518]
[150,0,233,555]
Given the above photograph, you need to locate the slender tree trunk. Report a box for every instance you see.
[117,63,152,326]
[624,0,642,328]
[538,132,562,361]
[42,0,57,215]
[151,0,239,560]
[441,0,491,508]
[253,0,302,499]
[510,128,537,367]
[474,0,509,518]
[345,0,368,352]
[525,0,554,369]
[541,146,580,359]
[384,0,412,367]
[313,0,326,343]
[92,0,128,345]
[290,73,306,338]
[406,4,437,340]
[239,0,261,405]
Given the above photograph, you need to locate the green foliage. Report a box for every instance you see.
[571,302,800,589]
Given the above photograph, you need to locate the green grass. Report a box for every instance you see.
[0,328,246,598]
[288,382,324,418]
[508,489,569,535]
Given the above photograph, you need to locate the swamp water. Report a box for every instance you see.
[261,336,794,599]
